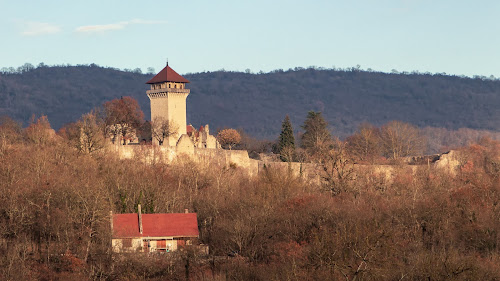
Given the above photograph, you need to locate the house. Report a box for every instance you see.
[111,205,200,253]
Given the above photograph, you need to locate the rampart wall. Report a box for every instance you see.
[110,145,461,184]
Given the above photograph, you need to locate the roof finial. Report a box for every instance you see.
[166,58,168,67]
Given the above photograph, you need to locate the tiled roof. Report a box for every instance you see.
[113,213,199,238]
[186,125,196,134]
[146,65,190,84]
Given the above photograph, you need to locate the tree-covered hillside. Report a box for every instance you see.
[0,65,150,131]
[1,64,500,139]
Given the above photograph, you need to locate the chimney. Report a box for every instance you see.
[138,204,143,234]
[184,208,189,213]
[110,211,113,234]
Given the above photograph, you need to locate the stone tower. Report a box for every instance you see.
[146,64,190,146]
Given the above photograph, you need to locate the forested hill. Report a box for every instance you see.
[1,64,500,139]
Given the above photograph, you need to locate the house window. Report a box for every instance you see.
[174,84,177,89]
[157,240,166,248]
[156,240,166,252]
[122,238,132,248]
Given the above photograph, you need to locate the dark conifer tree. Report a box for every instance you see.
[301,111,331,154]
[278,115,295,161]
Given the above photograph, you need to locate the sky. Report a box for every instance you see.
[1,0,499,77]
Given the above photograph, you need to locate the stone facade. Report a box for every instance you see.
[148,89,190,146]
[187,124,219,149]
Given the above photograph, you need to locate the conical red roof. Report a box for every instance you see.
[146,65,190,84]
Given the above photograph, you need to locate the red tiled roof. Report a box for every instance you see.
[146,65,190,84]
[186,125,195,134]
[113,213,199,238]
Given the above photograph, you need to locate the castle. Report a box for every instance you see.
[146,63,218,149]
[113,63,306,177]
[113,63,458,182]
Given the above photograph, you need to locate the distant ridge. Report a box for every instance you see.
[1,65,499,139]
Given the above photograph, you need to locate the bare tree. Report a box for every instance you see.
[24,115,54,145]
[0,116,23,154]
[318,139,354,195]
[280,145,296,163]
[103,97,144,145]
[379,121,425,159]
[346,123,381,163]
[151,117,179,146]
[76,112,106,153]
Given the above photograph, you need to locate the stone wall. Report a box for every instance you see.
[111,145,462,184]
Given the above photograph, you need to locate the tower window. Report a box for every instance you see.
[174,84,177,89]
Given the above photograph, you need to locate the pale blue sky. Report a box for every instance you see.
[1,0,499,77]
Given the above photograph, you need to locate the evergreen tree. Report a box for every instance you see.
[278,115,295,162]
[301,111,332,154]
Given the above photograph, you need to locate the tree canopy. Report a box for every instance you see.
[217,128,241,150]
[103,96,144,144]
